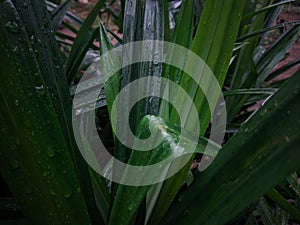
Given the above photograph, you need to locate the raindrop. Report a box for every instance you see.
[285,136,290,142]
[35,85,45,95]
[5,21,20,33]
[15,99,19,106]
[75,108,82,115]
[12,46,20,55]
[24,119,32,128]
[63,185,72,199]
[184,210,189,216]
[10,160,20,170]
[50,189,56,196]
[46,146,55,158]
[219,101,226,107]
[30,35,35,44]
[22,2,28,9]
[25,188,32,195]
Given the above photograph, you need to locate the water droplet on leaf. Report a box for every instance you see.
[35,85,45,95]
[22,2,28,9]
[25,188,32,195]
[50,189,56,196]
[10,160,20,170]
[46,146,55,158]
[12,46,20,55]
[24,120,32,128]
[5,21,20,33]
[63,185,72,199]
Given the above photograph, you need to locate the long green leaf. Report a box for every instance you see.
[108,0,166,224]
[238,20,300,42]
[66,0,104,83]
[149,1,245,224]
[12,1,104,223]
[266,58,300,81]
[108,115,219,225]
[50,0,71,31]
[256,24,300,86]
[224,88,277,96]
[257,197,280,225]
[146,0,195,223]
[266,188,300,223]
[0,1,91,224]
[226,0,268,122]
[46,1,84,27]
[243,0,294,21]
[161,71,300,225]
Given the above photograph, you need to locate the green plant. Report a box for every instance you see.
[0,0,300,225]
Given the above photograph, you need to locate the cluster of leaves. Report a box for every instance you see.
[0,0,300,225]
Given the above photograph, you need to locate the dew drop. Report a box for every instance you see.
[35,85,45,95]
[285,136,290,142]
[15,138,20,145]
[50,189,56,196]
[25,188,33,195]
[184,210,189,216]
[5,21,20,33]
[22,2,28,9]
[24,119,32,128]
[63,185,72,199]
[12,46,20,55]
[46,146,55,158]
[10,160,20,170]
